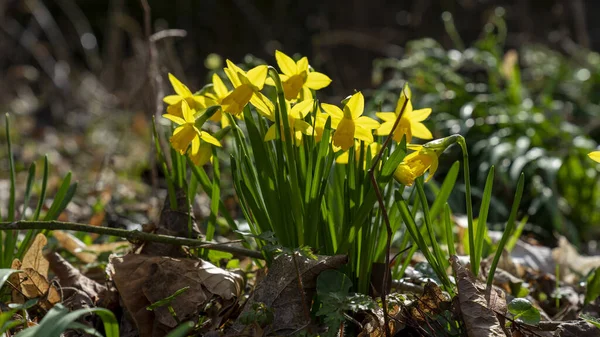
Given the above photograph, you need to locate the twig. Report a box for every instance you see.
[368,85,410,337]
[0,220,264,259]
[150,29,187,42]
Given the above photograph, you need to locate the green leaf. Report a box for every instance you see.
[0,269,19,290]
[487,173,525,289]
[429,161,459,219]
[585,268,600,305]
[317,269,353,296]
[507,298,540,325]
[165,321,195,337]
[147,287,190,311]
[207,250,233,264]
[21,163,36,220]
[474,166,495,274]
[43,172,72,221]
[580,313,600,329]
[6,114,16,222]
[33,156,49,221]
[15,304,119,337]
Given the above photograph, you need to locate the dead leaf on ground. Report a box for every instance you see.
[109,254,244,337]
[407,281,452,323]
[22,233,49,276]
[451,255,507,337]
[553,236,600,283]
[232,253,348,335]
[46,252,109,307]
[53,230,97,264]
[552,320,599,337]
[10,234,61,312]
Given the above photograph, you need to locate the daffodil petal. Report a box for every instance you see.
[226,59,245,75]
[163,95,182,105]
[336,150,350,164]
[589,151,600,163]
[321,103,344,120]
[376,112,397,122]
[425,156,439,182]
[162,114,186,125]
[301,85,313,101]
[408,108,432,122]
[251,92,275,119]
[181,101,195,122]
[168,73,193,97]
[247,65,268,90]
[222,85,253,115]
[305,72,332,90]
[345,92,364,119]
[374,121,393,136]
[354,126,374,144]
[200,132,222,147]
[264,125,277,142]
[191,136,200,154]
[224,66,241,87]
[296,57,309,73]
[212,74,229,98]
[190,142,213,166]
[275,50,297,76]
[333,118,356,151]
[290,99,314,119]
[411,122,433,140]
[294,119,313,134]
[170,125,197,154]
[356,116,380,129]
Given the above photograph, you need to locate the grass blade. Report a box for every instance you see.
[21,163,36,220]
[487,173,524,289]
[33,156,49,221]
[474,166,495,275]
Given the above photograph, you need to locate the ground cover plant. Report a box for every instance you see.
[1,4,600,337]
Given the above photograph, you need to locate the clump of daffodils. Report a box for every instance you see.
[160,50,451,185]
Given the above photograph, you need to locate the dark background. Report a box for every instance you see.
[1,0,599,115]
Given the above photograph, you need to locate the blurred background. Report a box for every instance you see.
[1,0,599,250]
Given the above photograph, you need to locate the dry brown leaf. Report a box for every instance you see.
[553,236,600,283]
[18,268,61,311]
[110,254,244,337]
[408,281,451,322]
[53,230,97,264]
[46,252,108,305]
[232,253,348,335]
[451,255,507,337]
[22,233,49,277]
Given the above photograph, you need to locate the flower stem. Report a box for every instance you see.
[457,136,476,276]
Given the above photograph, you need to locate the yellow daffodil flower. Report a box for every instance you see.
[336,141,381,169]
[163,101,222,157]
[189,141,213,166]
[394,144,440,186]
[271,50,332,101]
[312,108,331,143]
[264,99,314,146]
[203,73,237,127]
[322,92,380,151]
[163,73,206,118]
[222,60,273,117]
[589,151,600,163]
[375,84,433,143]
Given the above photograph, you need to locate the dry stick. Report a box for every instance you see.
[368,87,410,337]
[0,220,264,259]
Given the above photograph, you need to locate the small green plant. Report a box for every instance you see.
[1,114,77,268]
